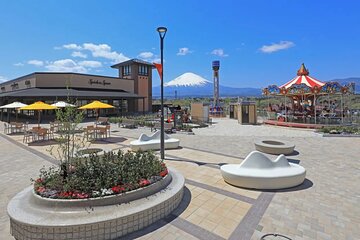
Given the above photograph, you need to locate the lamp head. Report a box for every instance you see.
[157,27,167,38]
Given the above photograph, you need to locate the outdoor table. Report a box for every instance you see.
[9,122,25,134]
[93,126,107,139]
[84,125,108,140]
[30,127,49,141]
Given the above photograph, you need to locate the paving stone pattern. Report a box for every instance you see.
[1,119,359,239]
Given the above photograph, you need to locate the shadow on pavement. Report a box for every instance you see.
[120,187,192,240]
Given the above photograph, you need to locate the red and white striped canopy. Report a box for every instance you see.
[280,63,325,89]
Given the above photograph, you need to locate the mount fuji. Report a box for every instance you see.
[152,72,261,98]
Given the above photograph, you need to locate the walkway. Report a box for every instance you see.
[1,118,359,239]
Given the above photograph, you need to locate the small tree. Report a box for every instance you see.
[48,97,87,180]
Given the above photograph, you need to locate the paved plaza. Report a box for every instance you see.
[0,118,359,239]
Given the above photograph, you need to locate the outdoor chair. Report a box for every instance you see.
[105,125,111,138]
[10,122,20,134]
[48,127,55,140]
[96,127,107,139]
[96,117,109,125]
[49,122,56,131]
[23,130,34,143]
[24,122,29,131]
[84,126,95,140]
[3,123,10,134]
[36,128,48,141]
[37,128,48,141]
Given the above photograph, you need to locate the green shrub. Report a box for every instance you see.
[318,126,360,134]
[33,150,168,199]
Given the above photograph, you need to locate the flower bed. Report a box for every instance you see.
[318,126,360,135]
[33,150,168,199]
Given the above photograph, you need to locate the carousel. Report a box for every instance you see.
[263,63,355,127]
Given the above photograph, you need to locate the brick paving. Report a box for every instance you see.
[1,118,359,239]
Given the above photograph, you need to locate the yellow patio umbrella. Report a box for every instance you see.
[78,100,115,122]
[20,101,59,127]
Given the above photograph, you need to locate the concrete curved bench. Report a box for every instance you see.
[130,130,180,151]
[221,151,306,189]
[254,139,295,155]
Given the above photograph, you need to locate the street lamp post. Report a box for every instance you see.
[157,26,167,160]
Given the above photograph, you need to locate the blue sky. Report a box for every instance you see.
[0,0,359,88]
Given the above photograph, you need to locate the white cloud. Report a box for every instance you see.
[62,43,82,50]
[45,59,87,73]
[83,43,129,63]
[260,41,295,53]
[152,58,161,63]
[27,60,44,66]
[71,51,87,58]
[137,51,162,63]
[138,52,154,59]
[177,47,192,56]
[14,62,24,66]
[0,76,7,82]
[78,60,102,68]
[57,42,130,63]
[211,48,228,57]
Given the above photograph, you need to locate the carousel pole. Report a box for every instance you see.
[341,94,344,124]
[302,94,304,123]
[284,94,287,122]
[314,94,317,125]
[267,94,270,119]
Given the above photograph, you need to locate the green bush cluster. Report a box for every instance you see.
[109,114,157,128]
[319,125,360,134]
[33,150,167,199]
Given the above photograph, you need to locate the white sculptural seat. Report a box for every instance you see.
[130,130,180,151]
[221,151,306,190]
[254,139,295,155]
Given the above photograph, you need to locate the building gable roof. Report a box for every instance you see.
[111,58,155,69]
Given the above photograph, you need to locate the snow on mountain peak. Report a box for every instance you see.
[164,72,211,87]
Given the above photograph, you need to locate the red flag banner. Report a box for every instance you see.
[154,63,162,81]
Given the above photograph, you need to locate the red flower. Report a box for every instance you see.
[139,179,150,187]
[59,191,73,198]
[72,192,89,199]
[59,192,68,197]
[36,186,46,193]
[36,178,43,183]
[160,168,168,177]
[111,185,126,193]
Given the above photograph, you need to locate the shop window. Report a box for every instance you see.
[11,83,19,90]
[113,100,120,107]
[123,65,131,76]
[25,80,31,88]
[138,65,148,76]
[121,100,128,112]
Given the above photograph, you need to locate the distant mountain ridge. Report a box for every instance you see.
[152,73,359,98]
[153,72,261,98]
[328,77,360,93]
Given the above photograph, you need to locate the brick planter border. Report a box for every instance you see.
[8,168,185,240]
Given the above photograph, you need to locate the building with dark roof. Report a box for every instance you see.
[0,59,155,116]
